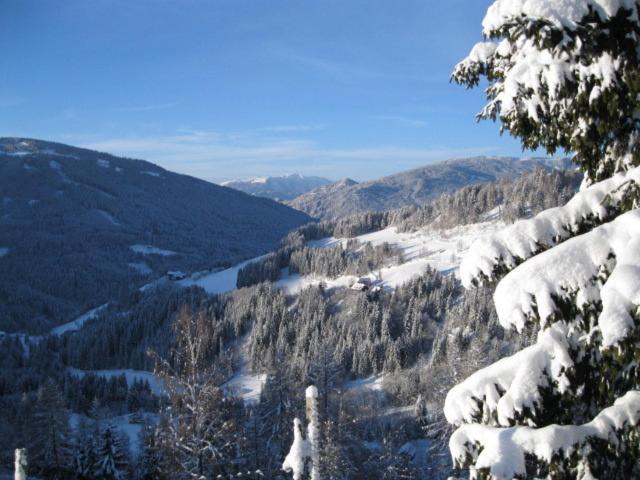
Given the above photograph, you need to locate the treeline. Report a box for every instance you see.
[237,239,396,288]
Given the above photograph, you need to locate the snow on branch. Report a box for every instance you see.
[444,323,573,427]
[282,418,311,480]
[449,390,640,480]
[481,0,639,34]
[461,166,640,289]
[494,210,640,341]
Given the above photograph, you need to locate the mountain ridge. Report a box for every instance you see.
[222,173,331,201]
[288,156,574,219]
[0,137,311,333]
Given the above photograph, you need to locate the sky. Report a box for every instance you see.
[1,0,541,183]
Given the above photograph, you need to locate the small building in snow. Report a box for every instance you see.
[351,277,373,291]
[167,270,187,281]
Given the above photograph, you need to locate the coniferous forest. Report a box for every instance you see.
[5,0,640,478]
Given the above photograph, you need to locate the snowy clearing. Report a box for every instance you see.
[141,170,161,177]
[5,150,30,156]
[178,255,267,295]
[96,158,110,168]
[278,221,504,294]
[130,244,177,256]
[0,247,8,257]
[344,374,386,392]
[224,371,266,406]
[223,334,266,405]
[51,303,109,335]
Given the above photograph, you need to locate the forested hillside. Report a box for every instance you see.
[0,168,580,479]
[0,138,310,333]
[288,156,573,219]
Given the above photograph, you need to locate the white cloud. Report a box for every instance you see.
[79,129,501,183]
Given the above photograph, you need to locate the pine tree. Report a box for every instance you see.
[446,1,640,478]
[94,424,129,480]
[135,425,164,480]
[27,379,72,478]
[72,417,98,480]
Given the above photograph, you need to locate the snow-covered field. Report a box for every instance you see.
[277,221,503,294]
[178,255,267,295]
[51,303,109,335]
[0,247,8,257]
[130,244,176,256]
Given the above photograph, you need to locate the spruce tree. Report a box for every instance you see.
[452,0,640,184]
[27,379,72,478]
[94,424,129,480]
[446,1,640,478]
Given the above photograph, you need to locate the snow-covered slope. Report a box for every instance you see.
[276,221,504,294]
[222,173,331,201]
[0,138,310,334]
[288,156,572,220]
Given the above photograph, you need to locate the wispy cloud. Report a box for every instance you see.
[375,115,429,128]
[271,47,444,83]
[114,102,179,113]
[78,129,501,183]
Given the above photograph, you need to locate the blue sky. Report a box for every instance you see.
[2,0,539,183]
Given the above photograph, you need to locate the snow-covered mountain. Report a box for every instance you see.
[222,173,331,201]
[288,156,573,219]
[0,138,310,333]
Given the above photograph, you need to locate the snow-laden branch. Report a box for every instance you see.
[494,210,640,344]
[449,390,640,480]
[444,323,573,427]
[282,418,311,480]
[461,166,640,289]
[481,0,639,34]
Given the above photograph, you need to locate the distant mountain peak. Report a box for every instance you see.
[223,173,332,201]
